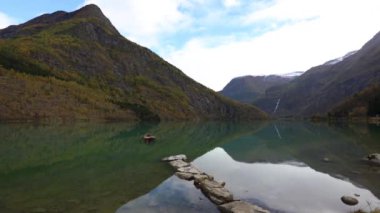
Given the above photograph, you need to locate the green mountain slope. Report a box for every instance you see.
[253,32,380,117]
[329,84,380,118]
[220,74,298,103]
[0,4,266,121]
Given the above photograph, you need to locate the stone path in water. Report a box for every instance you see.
[162,154,270,213]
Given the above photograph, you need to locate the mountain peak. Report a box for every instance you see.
[0,4,119,39]
[73,4,106,19]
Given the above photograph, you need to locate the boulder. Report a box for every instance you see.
[341,196,359,206]
[175,172,194,180]
[162,154,187,162]
[219,201,270,213]
[169,160,190,169]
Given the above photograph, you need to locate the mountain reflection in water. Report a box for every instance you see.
[120,122,380,213]
[1,121,379,212]
[194,147,380,213]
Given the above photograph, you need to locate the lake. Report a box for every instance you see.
[0,121,379,213]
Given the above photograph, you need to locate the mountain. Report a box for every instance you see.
[0,4,266,121]
[220,73,300,103]
[253,32,380,117]
[328,84,380,118]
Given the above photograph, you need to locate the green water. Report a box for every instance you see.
[0,121,379,212]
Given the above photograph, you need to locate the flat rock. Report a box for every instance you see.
[209,194,228,205]
[175,172,194,180]
[200,184,233,204]
[177,165,202,174]
[219,201,270,213]
[341,196,359,206]
[162,154,187,162]
[201,179,225,188]
[194,174,213,183]
[169,160,190,169]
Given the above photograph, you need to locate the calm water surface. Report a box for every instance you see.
[0,121,379,213]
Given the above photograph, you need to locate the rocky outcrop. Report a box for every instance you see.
[162,154,270,213]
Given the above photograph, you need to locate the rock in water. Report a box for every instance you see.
[194,174,212,183]
[168,160,190,169]
[322,157,331,163]
[175,172,194,180]
[364,153,380,166]
[367,153,380,160]
[219,201,270,213]
[177,165,202,174]
[161,154,187,162]
[199,181,233,204]
[200,179,225,188]
[341,196,359,206]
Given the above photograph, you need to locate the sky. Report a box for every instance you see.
[1,0,380,90]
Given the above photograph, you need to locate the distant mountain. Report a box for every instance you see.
[254,32,380,117]
[220,73,301,103]
[0,4,266,121]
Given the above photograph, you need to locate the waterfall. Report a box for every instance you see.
[273,98,280,114]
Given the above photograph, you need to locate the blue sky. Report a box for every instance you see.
[1,0,380,90]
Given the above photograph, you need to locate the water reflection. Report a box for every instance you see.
[193,147,380,213]
[0,122,262,213]
[116,176,218,213]
[118,121,380,212]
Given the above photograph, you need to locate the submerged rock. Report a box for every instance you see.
[341,196,359,206]
[322,157,331,163]
[162,154,187,162]
[363,153,380,166]
[169,160,190,169]
[219,200,270,213]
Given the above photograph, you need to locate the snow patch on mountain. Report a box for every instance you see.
[324,51,358,65]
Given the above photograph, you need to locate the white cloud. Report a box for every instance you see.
[223,0,240,8]
[83,0,190,47]
[79,0,380,91]
[0,12,15,29]
[164,0,380,90]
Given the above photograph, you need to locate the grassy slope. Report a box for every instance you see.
[0,67,136,121]
[329,84,380,118]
